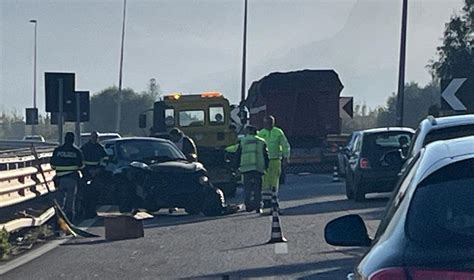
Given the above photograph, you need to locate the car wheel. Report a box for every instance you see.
[201,189,226,216]
[353,179,366,202]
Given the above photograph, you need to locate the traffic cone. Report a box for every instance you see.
[270,187,280,215]
[332,164,340,182]
[267,187,287,244]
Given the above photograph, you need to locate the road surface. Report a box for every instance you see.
[4,174,388,279]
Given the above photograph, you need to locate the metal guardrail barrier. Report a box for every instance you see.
[0,146,58,233]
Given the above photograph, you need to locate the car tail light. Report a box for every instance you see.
[360,158,370,169]
[369,267,474,280]
[369,268,408,280]
[410,269,474,280]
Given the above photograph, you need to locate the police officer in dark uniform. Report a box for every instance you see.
[80,131,107,218]
[51,132,83,221]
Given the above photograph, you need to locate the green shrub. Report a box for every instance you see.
[0,228,11,259]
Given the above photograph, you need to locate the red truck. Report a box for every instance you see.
[246,69,348,173]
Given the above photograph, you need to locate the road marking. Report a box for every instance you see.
[0,207,108,276]
[274,243,288,254]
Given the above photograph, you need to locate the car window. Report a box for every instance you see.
[165,109,175,127]
[361,131,412,165]
[209,106,225,124]
[352,135,361,154]
[374,152,421,239]
[407,158,474,247]
[423,124,474,146]
[179,110,205,127]
[117,140,186,162]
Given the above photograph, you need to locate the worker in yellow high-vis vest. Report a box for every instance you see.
[257,115,291,211]
[225,125,269,213]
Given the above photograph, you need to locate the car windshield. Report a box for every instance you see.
[407,158,474,247]
[117,140,186,162]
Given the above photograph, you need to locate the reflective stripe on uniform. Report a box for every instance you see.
[83,161,100,166]
[53,165,81,177]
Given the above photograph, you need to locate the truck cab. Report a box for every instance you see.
[140,92,239,196]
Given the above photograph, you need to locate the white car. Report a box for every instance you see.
[22,135,46,142]
[401,114,474,173]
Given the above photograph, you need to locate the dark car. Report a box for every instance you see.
[345,127,414,201]
[94,137,233,216]
[325,135,474,280]
[337,131,361,178]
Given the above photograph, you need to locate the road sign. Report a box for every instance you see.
[339,96,353,119]
[25,108,39,125]
[441,77,474,113]
[45,72,75,113]
[64,91,90,122]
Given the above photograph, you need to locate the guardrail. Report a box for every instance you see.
[0,145,58,233]
[0,140,58,151]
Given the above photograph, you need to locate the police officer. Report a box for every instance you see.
[80,131,107,218]
[257,115,291,212]
[81,131,107,179]
[51,132,84,221]
[226,125,269,213]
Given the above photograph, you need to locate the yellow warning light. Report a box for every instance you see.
[201,92,222,98]
[165,93,182,100]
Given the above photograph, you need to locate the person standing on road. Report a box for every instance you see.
[226,125,269,213]
[80,131,107,218]
[258,115,291,212]
[51,132,84,221]
[169,128,198,162]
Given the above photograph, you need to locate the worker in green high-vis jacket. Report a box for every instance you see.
[225,125,269,213]
[257,115,291,211]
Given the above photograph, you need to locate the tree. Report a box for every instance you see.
[146,78,162,101]
[85,87,155,136]
[377,82,439,128]
[429,0,473,81]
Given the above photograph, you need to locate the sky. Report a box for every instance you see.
[0,0,465,115]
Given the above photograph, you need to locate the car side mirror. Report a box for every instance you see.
[324,215,371,247]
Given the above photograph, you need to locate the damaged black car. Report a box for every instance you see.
[91,137,235,216]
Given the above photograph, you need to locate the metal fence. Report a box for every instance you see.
[0,145,58,233]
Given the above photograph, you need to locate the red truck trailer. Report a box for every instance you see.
[246,69,347,173]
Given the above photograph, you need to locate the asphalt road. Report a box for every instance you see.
[4,174,388,279]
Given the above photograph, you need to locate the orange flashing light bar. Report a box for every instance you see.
[201,92,222,98]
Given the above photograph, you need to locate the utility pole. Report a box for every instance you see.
[239,0,248,126]
[396,0,408,126]
[116,0,127,133]
[29,19,38,134]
